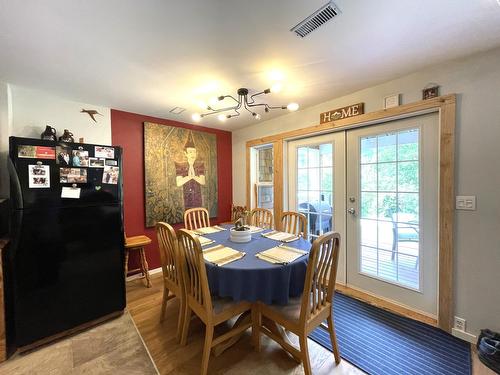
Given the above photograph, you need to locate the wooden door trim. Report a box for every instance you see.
[245,94,456,332]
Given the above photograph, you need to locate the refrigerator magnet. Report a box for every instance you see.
[95,146,115,159]
[28,164,50,188]
[61,186,81,199]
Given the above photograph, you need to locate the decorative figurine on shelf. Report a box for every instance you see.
[59,129,75,143]
[41,125,57,141]
[422,84,439,100]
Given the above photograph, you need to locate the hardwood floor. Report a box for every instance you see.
[127,273,362,375]
[127,273,494,375]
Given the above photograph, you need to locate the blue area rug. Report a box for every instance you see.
[309,292,471,375]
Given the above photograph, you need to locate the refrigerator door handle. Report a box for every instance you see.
[8,157,23,209]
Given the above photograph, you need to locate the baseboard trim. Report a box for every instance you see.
[452,328,477,344]
[335,284,438,327]
[126,267,162,282]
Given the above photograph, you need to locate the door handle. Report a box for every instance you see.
[347,208,356,215]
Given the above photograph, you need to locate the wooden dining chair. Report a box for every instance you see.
[280,211,307,237]
[250,207,273,229]
[184,207,210,230]
[156,222,185,341]
[177,229,252,375]
[253,231,342,375]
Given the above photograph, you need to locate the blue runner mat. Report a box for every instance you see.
[309,292,471,375]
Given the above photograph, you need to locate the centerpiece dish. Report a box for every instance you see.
[229,219,252,243]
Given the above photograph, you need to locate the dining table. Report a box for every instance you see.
[198,224,312,357]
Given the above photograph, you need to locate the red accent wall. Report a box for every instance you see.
[111,109,232,272]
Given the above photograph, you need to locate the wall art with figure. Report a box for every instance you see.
[144,122,218,226]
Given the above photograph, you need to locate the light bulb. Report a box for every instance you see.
[197,100,208,110]
[208,97,218,106]
[192,113,202,122]
[270,83,282,93]
[217,114,227,122]
[254,113,261,120]
[287,102,299,111]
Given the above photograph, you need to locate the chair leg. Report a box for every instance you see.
[160,286,169,323]
[327,315,341,365]
[299,334,312,375]
[124,250,129,278]
[201,324,214,375]
[139,247,152,288]
[176,294,186,343]
[180,307,192,346]
[251,305,261,352]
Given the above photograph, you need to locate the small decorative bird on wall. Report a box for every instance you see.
[80,109,102,123]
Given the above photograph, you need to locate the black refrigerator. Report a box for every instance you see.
[4,136,126,352]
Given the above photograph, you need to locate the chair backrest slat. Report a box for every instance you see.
[250,208,273,229]
[300,232,340,322]
[280,211,307,237]
[184,207,211,230]
[178,229,212,312]
[156,222,180,285]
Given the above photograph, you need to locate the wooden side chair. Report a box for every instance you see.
[156,222,185,341]
[184,207,210,230]
[177,229,252,375]
[280,211,307,237]
[124,234,153,288]
[250,207,273,229]
[253,232,342,375]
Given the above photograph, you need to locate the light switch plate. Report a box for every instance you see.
[456,196,476,211]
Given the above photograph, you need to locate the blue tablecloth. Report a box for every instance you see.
[201,225,311,305]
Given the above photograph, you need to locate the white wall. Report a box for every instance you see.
[233,47,500,337]
[0,84,111,197]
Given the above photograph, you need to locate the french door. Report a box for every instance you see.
[288,113,439,316]
[288,132,346,284]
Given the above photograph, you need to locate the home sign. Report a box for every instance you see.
[320,103,364,124]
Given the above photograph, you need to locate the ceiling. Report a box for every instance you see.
[1,0,500,130]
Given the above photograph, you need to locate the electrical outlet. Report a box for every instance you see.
[456,196,476,211]
[454,316,466,332]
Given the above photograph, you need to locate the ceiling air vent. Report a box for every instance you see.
[169,107,186,115]
[291,1,340,38]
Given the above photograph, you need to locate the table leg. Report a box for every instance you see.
[262,317,302,363]
[124,249,129,278]
[212,311,251,357]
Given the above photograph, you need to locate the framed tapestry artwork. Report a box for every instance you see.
[144,122,218,227]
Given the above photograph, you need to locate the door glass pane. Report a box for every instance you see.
[296,143,334,241]
[359,128,420,289]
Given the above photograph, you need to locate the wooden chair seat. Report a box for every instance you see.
[125,235,152,248]
[261,297,302,324]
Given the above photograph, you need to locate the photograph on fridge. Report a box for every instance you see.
[89,157,105,168]
[72,150,89,167]
[60,168,87,184]
[28,164,50,188]
[102,166,119,184]
[95,146,115,159]
[56,145,72,166]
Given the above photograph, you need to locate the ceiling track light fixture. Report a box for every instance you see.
[192,87,299,122]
